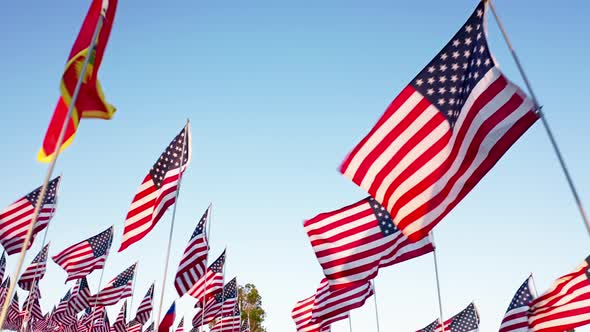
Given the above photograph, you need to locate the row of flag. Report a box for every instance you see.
[292,1,590,331]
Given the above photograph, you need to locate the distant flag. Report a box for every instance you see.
[210,302,240,332]
[144,322,155,332]
[69,277,93,314]
[339,1,538,242]
[304,197,434,289]
[53,289,74,325]
[417,302,479,332]
[529,255,590,331]
[416,319,440,332]
[220,277,238,317]
[7,292,20,323]
[240,319,250,332]
[193,292,223,327]
[18,243,50,290]
[38,0,118,162]
[112,301,127,332]
[499,276,536,332]
[94,263,136,306]
[134,283,154,325]
[174,318,184,332]
[0,177,60,255]
[126,319,142,332]
[0,252,6,281]
[52,226,113,282]
[119,124,191,252]
[292,292,346,332]
[0,277,10,306]
[311,279,373,322]
[91,306,110,332]
[24,287,43,321]
[187,250,225,301]
[174,207,209,296]
[158,302,175,332]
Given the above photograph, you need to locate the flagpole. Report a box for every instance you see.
[348,314,353,332]
[487,0,590,237]
[530,273,539,297]
[431,233,445,331]
[200,203,213,332]
[128,262,139,322]
[88,253,110,332]
[156,120,190,328]
[220,249,227,332]
[371,281,380,332]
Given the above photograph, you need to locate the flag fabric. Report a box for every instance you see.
[7,293,20,323]
[69,277,93,314]
[53,289,75,325]
[210,302,240,332]
[174,318,184,332]
[339,1,538,242]
[158,302,175,332]
[220,277,238,317]
[126,319,142,332]
[174,207,209,296]
[90,306,110,332]
[134,283,154,325]
[119,125,191,252]
[111,301,127,332]
[416,319,441,332]
[18,243,50,290]
[38,0,118,162]
[240,320,250,332]
[53,226,113,282]
[193,292,223,327]
[311,279,373,322]
[499,276,536,332]
[292,291,348,332]
[144,322,154,332]
[0,252,6,281]
[529,255,590,331]
[94,263,136,306]
[0,177,60,255]
[305,197,434,289]
[0,277,10,306]
[418,302,480,332]
[24,287,44,321]
[187,250,225,301]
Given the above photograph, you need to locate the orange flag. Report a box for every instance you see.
[38,0,118,162]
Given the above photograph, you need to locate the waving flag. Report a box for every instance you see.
[126,319,142,332]
[94,263,136,306]
[111,301,127,332]
[292,292,346,332]
[18,243,50,290]
[24,287,43,321]
[0,177,60,255]
[38,0,118,162]
[0,252,6,281]
[220,277,238,317]
[417,302,479,332]
[7,293,20,323]
[210,302,240,332]
[0,277,11,308]
[175,206,209,296]
[499,276,535,332]
[339,1,538,241]
[311,279,373,322]
[144,322,155,332]
[174,318,184,332]
[240,320,250,332]
[69,277,93,314]
[134,283,154,325]
[120,124,191,252]
[188,250,225,301]
[158,302,175,332]
[305,197,433,289]
[529,255,590,331]
[53,226,113,282]
[53,289,74,325]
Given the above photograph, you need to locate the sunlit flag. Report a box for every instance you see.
[18,243,50,290]
[499,276,536,332]
[416,302,479,332]
[93,263,136,306]
[292,291,347,332]
[188,250,225,301]
[175,207,209,296]
[69,277,93,314]
[134,283,154,325]
[311,279,373,323]
[209,302,240,332]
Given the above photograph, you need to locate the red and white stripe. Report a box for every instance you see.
[174,318,184,332]
[110,301,126,332]
[311,279,373,322]
[93,265,136,307]
[69,278,93,314]
[209,317,240,332]
[528,256,590,331]
[125,321,141,332]
[18,243,50,290]
[292,293,347,332]
[305,198,433,289]
[133,284,153,325]
[174,210,209,296]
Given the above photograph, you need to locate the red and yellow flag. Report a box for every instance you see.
[38,0,118,162]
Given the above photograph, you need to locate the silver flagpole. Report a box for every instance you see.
[88,254,111,332]
[156,119,190,328]
[488,0,590,237]
[128,262,139,323]
[220,249,227,332]
[371,281,380,332]
[0,7,107,328]
[348,313,353,332]
[431,233,445,331]
[529,273,539,297]
[199,203,213,332]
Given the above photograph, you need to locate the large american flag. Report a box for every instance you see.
[310,279,373,322]
[174,206,209,296]
[0,177,60,255]
[528,255,590,331]
[111,301,127,332]
[69,277,93,314]
[93,263,136,306]
[187,250,225,301]
[209,302,240,332]
[134,283,153,325]
[417,302,480,332]
[52,226,113,282]
[18,243,50,290]
[339,1,538,242]
[304,197,433,289]
[499,276,535,332]
[119,125,191,252]
[292,292,347,332]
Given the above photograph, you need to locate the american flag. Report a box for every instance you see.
[193,292,223,327]
[174,318,184,332]
[292,292,347,332]
[339,1,538,242]
[134,283,153,325]
[111,301,127,332]
[7,292,20,323]
[0,252,6,281]
[529,255,590,331]
[310,279,373,322]
[24,287,43,321]
[69,277,93,314]
[144,322,154,332]
[93,263,136,306]
[417,302,479,332]
[174,206,209,296]
[0,277,10,306]
[209,302,240,332]
[499,276,535,332]
[220,277,238,317]
[119,125,191,252]
[52,226,113,282]
[240,320,250,332]
[126,319,142,332]
[304,197,434,289]
[53,289,75,325]
[417,319,441,332]
[0,177,60,255]
[90,306,110,332]
[18,243,50,290]
[187,250,225,301]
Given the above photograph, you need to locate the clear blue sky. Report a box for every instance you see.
[1,0,589,331]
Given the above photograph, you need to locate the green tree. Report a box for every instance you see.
[239,283,267,332]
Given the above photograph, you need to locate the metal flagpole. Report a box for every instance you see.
[371,281,380,332]
[0,8,107,327]
[220,249,227,332]
[431,233,445,331]
[529,273,539,297]
[488,0,590,237]
[348,313,353,332]
[88,254,111,332]
[156,119,190,328]
[128,262,139,322]
[199,203,213,332]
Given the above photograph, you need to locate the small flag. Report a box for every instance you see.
[53,289,75,325]
[339,1,538,242]
[125,319,142,332]
[24,287,43,320]
[0,277,10,306]
[18,243,50,290]
[529,255,590,331]
[38,0,118,162]
[144,322,155,332]
[134,283,154,325]
[499,276,535,332]
[52,226,113,282]
[209,302,240,332]
[174,207,209,296]
[174,318,184,332]
[0,252,6,281]
[69,277,93,314]
[7,292,20,323]
[187,250,225,301]
[111,301,127,332]
[119,124,191,252]
[240,319,250,332]
[220,277,238,317]
[0,177,60,255]
[292,291,346,332]
[417,302,479,332]
[311,279,373,322]
[158,302,175,332]
[93,263,136,306]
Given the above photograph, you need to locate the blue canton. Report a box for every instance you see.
[367,197,397,237]
[420,319,439,332]
[26,177,60,206]
[209,251,225,274]
[449,303,479,332]
[112,264,136,288]
[89,227,113,258]
[223,278,237,300]
[191,209,208,240]
[149,128,190,189]
[507,278,534,311]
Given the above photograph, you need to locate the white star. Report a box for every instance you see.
[476,58,482,66]
[415,78,424,86]
[427,77,435,84]
[479,45,486,54]
[462,62,468,70]
[464,37,472,45]
[440,53,448,60]
[477,23,481,30]
[450,86,457,93]
[439,64,447,72]
[451,63,459,71]
[452,39,460,47]
[449,98,455,105]
[438,98,446,105]
[452,51,460,59]
[465,25,473,33]
[427,66,436,73]
[474,72,479,79]
[438,76,447,84]
[463,50,471,58]
[438,87,447,94]
[484,58,491,66]
[427,88,435,95]
[477,32,482,40]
